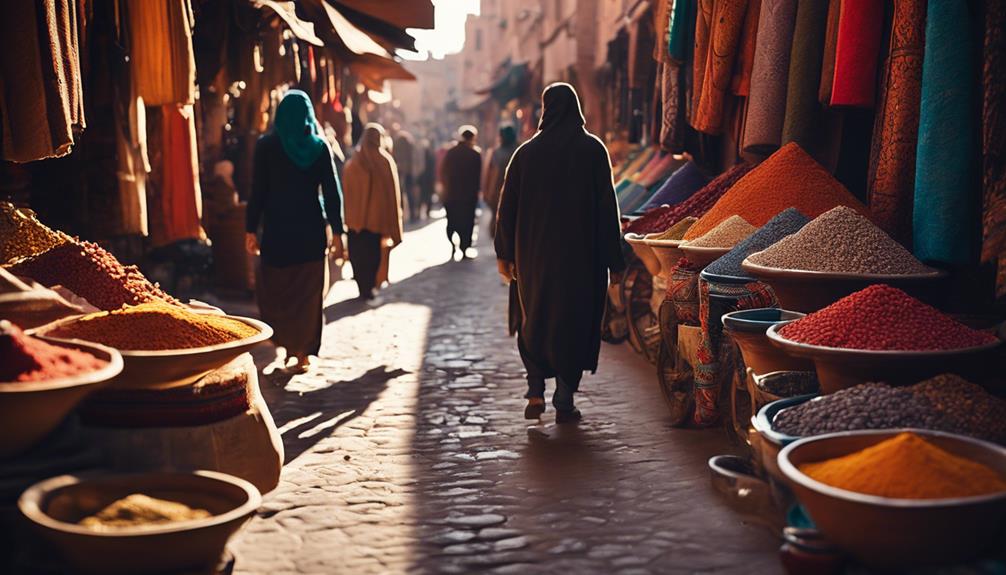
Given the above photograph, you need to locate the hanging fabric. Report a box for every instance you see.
[660,62,685,152]
[159,104,205,245]
[981,0,1006,296]
[129,0,196,106]
[741,0,797,156]
[829,0,884,108]
[668,0,691,62]
[690,0,713,126]
[693,0,748,135]
[817,0,841,106]
[730,0,761,97]
[0,0,85,162]
[867,0,926,247]
[913,0,978,266]
[780,0,829,152]
[115,93,150,236]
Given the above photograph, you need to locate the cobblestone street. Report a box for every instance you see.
[233,215,779,574]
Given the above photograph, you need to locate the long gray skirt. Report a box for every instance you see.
[257,259,327,356]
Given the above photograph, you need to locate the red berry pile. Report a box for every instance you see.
[778,285,999,351]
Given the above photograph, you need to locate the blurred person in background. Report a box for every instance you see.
[482,123,518,238]
[416,138,436,219]
[392,129,419,222]
[440,125,482,259]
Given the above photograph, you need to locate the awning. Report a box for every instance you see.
[348,53,416,91]
[476,61,530,105]
[330,0,435,31]
[332,3,420,51]
[320,0,391,56]
[253,0,324,46]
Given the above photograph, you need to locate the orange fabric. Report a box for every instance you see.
[731,0,761,96]
[159,105,205,245]
[129,0,195,106]
[683,142,869,239]
[693,0,748,134]
[691,0,713,122]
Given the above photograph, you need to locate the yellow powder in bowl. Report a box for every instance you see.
[645,217,697,241]
[683,215,757,248]
[79,494,211,531]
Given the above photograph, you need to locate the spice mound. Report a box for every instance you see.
[706,208,810,278]
[912,374,1006,445]
[79,494,211,531]
[47,303,259,351]
[799,432,1006,499]
[0,202,70,264]
[626,163,754,234]
[645,216,696,241]
[7,240,178,311]
[0,321,107,382]
[778,285,999,351]
[774,383,943,437]
[748,206,931,274]
[683,215,757,248]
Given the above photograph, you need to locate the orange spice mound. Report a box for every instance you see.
[799,432,1006,499]
[682,142,870,240]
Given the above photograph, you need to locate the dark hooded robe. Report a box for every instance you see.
[494,83,626,379]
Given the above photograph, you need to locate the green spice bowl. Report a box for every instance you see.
[765,323,1002,394]
[778,429,1006,568]
[0,339,123,459]
[18,470,261,575]
[739,258,948,313]
[624,233,661,277]
[721,308,811,375]
[680,244,732,268]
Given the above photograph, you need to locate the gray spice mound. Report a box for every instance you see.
[706,207,810,278]
[748,206,931,274]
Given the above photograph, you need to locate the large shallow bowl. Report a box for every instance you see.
[643,238,685,279]
[722,308,810,375]
[624,233,661,276]
[0,340,123,459]
[680,244,731,268]
[778,429,1006,568]
[18,470,261,575]
[34,316,272,389]
[765,323,1002,394]
[740,258,948,313]
[751,394,816,482]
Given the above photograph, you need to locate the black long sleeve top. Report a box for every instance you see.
[246,133,346,267]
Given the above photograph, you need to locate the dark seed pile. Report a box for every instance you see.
[911,374,1006,444]
[706,207,810,278]
[773,383,944,437]
[754,370,819,398]
[748,206,931,274]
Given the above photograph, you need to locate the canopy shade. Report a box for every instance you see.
[254,0,324,46]
[330,0,435,31]
[332,3,420,51]
[476,61,530,105]
[349,53,417,90]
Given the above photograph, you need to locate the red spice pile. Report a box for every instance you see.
[626,162,754,234]
[8,240,177,311]
[779,285,999,351]
[0,321,107,382]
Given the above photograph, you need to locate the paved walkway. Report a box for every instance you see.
[232,215,779,574]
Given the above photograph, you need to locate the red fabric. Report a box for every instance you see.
[829,0,885,107]
[160,105,205,245]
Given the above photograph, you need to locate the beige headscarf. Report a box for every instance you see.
[342,123,403,245]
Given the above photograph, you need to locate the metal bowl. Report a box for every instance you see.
[778,429,1006,568]
[18,470,261,575]
[624,233,661,276]
[765,323,1002,394]
[740,257,948,313]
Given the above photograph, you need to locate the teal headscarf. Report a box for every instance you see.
[274,90,326,169]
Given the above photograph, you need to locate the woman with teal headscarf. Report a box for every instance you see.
[246,90,346,373]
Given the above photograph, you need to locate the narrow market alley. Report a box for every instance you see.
[233,215,779,574]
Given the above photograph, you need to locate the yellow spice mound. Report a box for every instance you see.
[799,432,1006,499]
[80,494,211,531]
[49,302,259,350]
[646,216,697,241]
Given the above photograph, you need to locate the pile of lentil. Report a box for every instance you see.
[626,162,754,234]
[0,202,69,264]
[47,303,259,350]
[0,320,107,382]
[706,208,810,278]
[778,285,999,351]
[912,374,1006,444]
[682,143,869,241]
[799,432,1006,499]
[683,215,757,248]
[645,216,696,241]
[747,206,931,274]
[7,240,178,311]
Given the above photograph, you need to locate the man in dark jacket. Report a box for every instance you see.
[440,126,482,259]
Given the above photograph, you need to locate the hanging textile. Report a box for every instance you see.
[982,0,1006,296]
[693,0,748,135]
[654,0,674,62]
[690,0,714,125]
[660,62,685,152]
[115,93,150,236]
[741,0,797,156]
[668,0,691,62]
[914,0,978,266]
[0,0,85,163]
[129,0,196,106]
[817,0,842,106]
[780,0,829,151]
[159,104,205,244]
[730,0,761,97]
[829,0,884,108]
[867,0,926,247]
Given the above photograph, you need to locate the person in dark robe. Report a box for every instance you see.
[440,126,482,259]
[483,123,519,238]
[417,138,436,218]
[495,83,626,424]
[246,90,345,374]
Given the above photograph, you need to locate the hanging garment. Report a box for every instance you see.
[741,0,797,156]
[660,62,685,152]
[129,0,196,106]
[690,0,714,125]
[654,0,674,62]
[693,0,748,135]
[817,0,842,106]
[868,0,926,247]
[829,0,885,108]
[730,0,761,97]
[160,105,205,245]
[780,0,829,152]
[914,0,978,266]
[115,93,150,236]
[981,0,1006,296]
[0,0,84,162]
[638,160,711,212]
[668,0,692,62]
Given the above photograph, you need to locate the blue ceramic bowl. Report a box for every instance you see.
[722,308,805,334]
[754,394,817,447]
